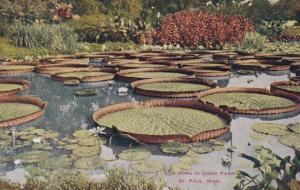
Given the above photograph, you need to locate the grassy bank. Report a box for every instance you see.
[0,37,139,60]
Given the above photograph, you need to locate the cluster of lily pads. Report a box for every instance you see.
[251,122,300,150]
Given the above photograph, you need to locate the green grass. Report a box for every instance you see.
[0,37,140,60]
[97,107,227,137]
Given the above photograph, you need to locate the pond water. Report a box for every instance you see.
[0,68,298,190]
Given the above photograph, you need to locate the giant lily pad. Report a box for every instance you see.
[123,72,189,79]
[277,86,300,93]
[0,84,23,92]
[137,82,210,92]
[278,133,300,150]
[74,157,106,169]
[39,156,72,169]
[0,103,41,122]
[14,151,51,164]
[287,123,300,134]
[201,92,294,110]
[96,107,228,142]
[118,148,151,161]
[133,160,165,173]
[252,123,290,136]
[160,141,190,154]
[57,71,109,79]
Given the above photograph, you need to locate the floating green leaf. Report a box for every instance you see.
[279,133,300,150]
[72,146,101,157]
[14,151,51,164]
[0,103,41,122]
[133,160,165,173]
[252,123,290,136]
[118,148,151,161]
[138,82,210,92]
[74,157,106,169]
[191,145,214,154]
[160,141,190,154]
[75,89,97,96]
[39,156,72,169]
[287,123,300,134]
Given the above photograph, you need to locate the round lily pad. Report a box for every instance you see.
[170,162,192,173]
[32,143,53,150]
[160,141,190,154]
[63,144,82,150]
[74,157,106,169]
[191,145,214,154]
[72,146,101,157]
[179,154,200,164]
[279,133,300,150]
[118,148,151,161]
[39,156,72,169]
[252,123,290,136]
[0,103,41,122]
[73,130,92,138]
[137,82,210,92]
[78,137,100,146]
[287,123,300,134]
[96,106,228,142]
[14,151,51,164]
[133,160,165,173]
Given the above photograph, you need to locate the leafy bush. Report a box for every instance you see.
[68,14,146,43]
[7,23,80,51]
[153,11,255,49]
[235,32,267,53]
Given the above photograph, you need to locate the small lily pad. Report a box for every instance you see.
[133,160,165,173]
[279,133,300,150]
[64,80,80,86]
[179,154,200,165]
[39,156,72,169]
[78,138,99,146]
[160,141,190,154]
[208,139,226,146]
[73,130,92,138]
[14,151,51,164]
[74,157,107,169]
[72,146,101,157]
[191,145,214,154]
[287,123,300,134]
[32,143,53,150]
[118,148,151,161]
[75,89,97,96]
[63,144,81,150]
[252,123,290,136]
[170,162,192,173]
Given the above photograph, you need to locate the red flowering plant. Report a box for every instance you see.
[153,11,255,49]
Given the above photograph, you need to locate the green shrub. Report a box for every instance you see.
[235,32,267,53]
[7,23,80,51]
[68,14,144,43]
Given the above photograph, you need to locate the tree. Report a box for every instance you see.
[273,0,300,21]
[245,0,274,23]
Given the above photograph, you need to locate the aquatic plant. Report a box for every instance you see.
[123,72,188,79]
[137,82,210,92]
[0,103,41,122]
[118,148,151,161]
[287,123,300,134]
[234,147,300,190]
[74,157,107,169]
[75,89,98,96]
[160,141,190,154]
[133,160,165,173]
[251,122,290,136]
[278,133,300,150]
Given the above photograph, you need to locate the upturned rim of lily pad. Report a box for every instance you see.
[0,96,47,129]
